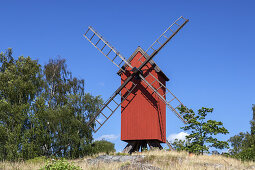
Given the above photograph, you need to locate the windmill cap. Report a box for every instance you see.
[117,46,169,81]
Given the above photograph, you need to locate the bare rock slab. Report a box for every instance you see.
[87,155,145,164]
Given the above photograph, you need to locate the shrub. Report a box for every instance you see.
[41,159,81,170]
[91,140,116,154]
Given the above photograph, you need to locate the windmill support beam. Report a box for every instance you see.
[122,140,163,154]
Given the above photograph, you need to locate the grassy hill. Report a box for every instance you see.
[1,150,255,169]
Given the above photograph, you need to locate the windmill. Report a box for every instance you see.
[83,16,190,153]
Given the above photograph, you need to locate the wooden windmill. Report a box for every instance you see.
[84,16,190,153]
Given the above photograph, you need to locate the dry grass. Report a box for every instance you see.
[1,150,255,170]
[133,150,255,169]
[0,161,43,170]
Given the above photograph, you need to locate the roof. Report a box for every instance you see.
[117,46,169,81]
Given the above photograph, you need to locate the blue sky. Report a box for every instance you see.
[1,0,255,152]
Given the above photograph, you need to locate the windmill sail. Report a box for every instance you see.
[138,16,189,66]
[135,16,190,123]
[145,16,188,60]
[87,79,138,132]
[139,73,189,123]
[84,26,133,72]
[84,16,190,133]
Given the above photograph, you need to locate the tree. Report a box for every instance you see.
[0,49,103,161]
[171,139,187,152]
[0,48,43,160]
[228,105,255,161]
[31,58,103,159]
[251,104,255,135]
[229,133,255,161]
[228,132,246,155]
[172,107,229,154]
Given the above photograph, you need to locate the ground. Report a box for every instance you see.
[1,150,255,170]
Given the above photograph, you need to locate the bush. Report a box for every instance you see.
[234,146,255,162]
[228,106,255,162]
[91,140,116,154]
[41,159,81,170]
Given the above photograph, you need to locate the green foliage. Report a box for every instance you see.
[172,106,229,154]
[228,105,255,161]
[251,104,255,135]
[0,48,43,161]
[172,140,186,152]
[113,152,129,156]
[32,58,103,158]
[228,132,246,155]
[90,140,116,154]
[41,159,81,170]
[0,49,103,161]
[229,132,255,161]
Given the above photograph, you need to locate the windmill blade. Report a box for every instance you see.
[138,16,189,66]
[85,17,189,132]
[138,73,190,123]
[87,79,137,133]
[84,26,133,72]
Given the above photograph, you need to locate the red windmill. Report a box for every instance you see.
[84,16,190,153]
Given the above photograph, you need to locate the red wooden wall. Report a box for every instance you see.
[120,47,167,143]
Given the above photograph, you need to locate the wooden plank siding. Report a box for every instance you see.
[120,47,167,143]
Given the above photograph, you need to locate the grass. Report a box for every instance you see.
[135,150,255,169]
[1,150,255,170]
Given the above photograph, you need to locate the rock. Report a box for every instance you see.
[87,155,145,164]
[87,155,161,169]
[248,166,255,169]
[120,163,161,170]
[213,164,224,168]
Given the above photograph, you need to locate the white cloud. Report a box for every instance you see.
[167,132,189,143]
[95,134,119,141]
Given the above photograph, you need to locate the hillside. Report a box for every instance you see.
[1,150,255,170]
